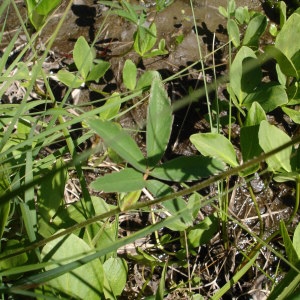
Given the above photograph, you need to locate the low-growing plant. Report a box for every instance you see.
[1,0,300,299]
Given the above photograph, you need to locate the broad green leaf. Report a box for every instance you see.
[88,119,146,172]
[103,257,128,299]
[187,213,219,248]
[240,125,262,176]
[143,39,168,58]
[230,46,258,103]
[228,0,236,15]
[86,60,110,82]
[244,101,266,126]
[275,13,300,78]
[280,220,298,265]
[274,172,300,183]
[90,168,145,193]
[36,0,61,15]
[42,232,104,299]
[57,70,83,88]
[264,46,298,78]
[0,240,28,270]
[218,6,228,18]
[100,92,121,121]
[293,222,300,261]
[279,0,287,27]
[258,120,292,172]
[147,77,173,166]
[242,14,267,47]
[156,262,167,300]
[287,81,300,105]
[190,133,238,167]
[136,70,160,90]
[282,107,300,124]
[73,36,93,80]
[227,19,240,47]
[134,23,157,57]
[123,59,137,90]
[150,155,225,182]
[119,189,142,211]
[240,57,262,94]
[146,180,193,230]
[243,82,288,112]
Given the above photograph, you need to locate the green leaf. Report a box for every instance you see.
[293,222,300,261]
[244,101,267,126]
[119,189,142,211]
[0,240,28,270]
[282,107,300,124]
[190,133,238,167]
[36,0,61,15]
[123,59,137,90]
[73,36,94,80]
[156,262,167,300]
[264,46,298,78]
[218,6,228,18]
[147,77,173,166]
[275,13,300,78]
[243,14,267,47]
[243,82,288,112]
[280,220,299,264]
[88,119,146,172]
[187,213,219,248]
[42,232,104,299]
[90,168,145,193]
[103,257,128,299]
[134,23,157,57]
[227,19,240,47]
[136,70,160,90]
[258,120,292,172]
[150,156,225,182]
[100,92,121,121]
[230,46,258,103]
[86,60,110,82]
[57,69,83,88]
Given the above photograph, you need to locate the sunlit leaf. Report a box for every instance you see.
[57,70,83,88]
[243,14,267,47]
[190,133,238,167]
[293,222,300,261]
[123,59,137,90]
[243,82,288,112]
[90,168,145,193]
[150,155,225,182]
[227,19,240,47]
[73,36,93,80]
[275,13,300,78]
[100,92,121,121]
[147,77,173,167]
[103,257,128,299]
[0,240,28,270]
[282,107,300,124]
[86,60,110,82]
[258,120,292,172]
[42,232,104,299]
